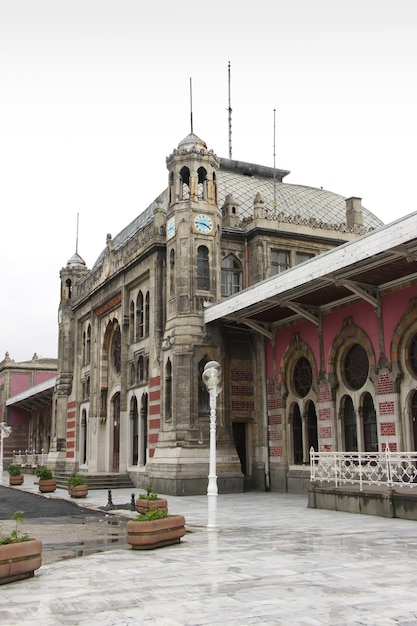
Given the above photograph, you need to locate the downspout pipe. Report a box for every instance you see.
[261,338,270,491]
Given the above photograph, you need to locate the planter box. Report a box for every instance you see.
[135,498,168,514]
[0,539,42,585]
[127,515,185,550]
[39,478,57,493]
[9,475,24,486]
[68,484,88,498]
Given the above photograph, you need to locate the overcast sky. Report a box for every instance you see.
[1,0,416,363]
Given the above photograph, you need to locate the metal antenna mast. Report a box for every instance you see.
[190,77,194,134]
[228,61,232,159]
[76,213,79,254]
[273,109,277,208]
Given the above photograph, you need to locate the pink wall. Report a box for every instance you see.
[382,285,417,357]
[33,371,56,385]
[266,291,417,382]
[10,373,31,396]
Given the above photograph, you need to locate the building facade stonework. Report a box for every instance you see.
[48,132,385,495]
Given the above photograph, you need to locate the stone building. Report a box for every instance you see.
[205,211,417,493]
[50,132,382,495]
[0,353,57,460]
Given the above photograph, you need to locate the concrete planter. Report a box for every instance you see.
[68,484,89,498]
[38,478,57,493]
[0,539,42,585]
[126,515,185,550]
[135,498,168,515]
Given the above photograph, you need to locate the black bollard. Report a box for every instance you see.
[130,493,136,511]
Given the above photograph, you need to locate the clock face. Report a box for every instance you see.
[194,214,213,234]
[167,217,175,239]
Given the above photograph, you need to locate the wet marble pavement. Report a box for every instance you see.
[1,475,417,625]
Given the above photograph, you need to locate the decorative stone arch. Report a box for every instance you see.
[99,316,121,392]
[279,333,318,405]
[390,297,417,376]
[328,317,376,389]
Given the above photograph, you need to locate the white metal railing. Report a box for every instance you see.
[13,449,48,468]
[310,446,417,491]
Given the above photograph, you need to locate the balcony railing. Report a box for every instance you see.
[310,447,417,491]
[13,449,48,468]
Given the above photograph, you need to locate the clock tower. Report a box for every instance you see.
[165,132,222,322]
[148,133,243,495]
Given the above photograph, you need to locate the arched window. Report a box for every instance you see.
[342,395,357,451]
[307,401,318,452]
[180,166,190,200]
[112,392,121,472]
[130,396,138,465]
[169,171,174,205]
[130,362,135,384]
[197,246,210,290]
[81,409,87,465]
[82,331,86,365]
[293,357,312,398]
[221,254,242,297]
[130,301,135,343]
[197,167,207,199]
[213,172,217,203]
[136,292,144,340]
[65,278,72,299]
[170,249,175,295]
[112,324,121,375]
[362,392,377,452]
[165,359,172,421]
[292,403,303,464]
[144,292,150,337]
[86,325,91,364]
[140,393,148,465]
[138,355,144,382]
[343,343,369,390]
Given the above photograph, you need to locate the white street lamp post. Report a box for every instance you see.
[0,421,13,484]
[202,360,222,529]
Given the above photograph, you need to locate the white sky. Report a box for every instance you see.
[1,0,416,363]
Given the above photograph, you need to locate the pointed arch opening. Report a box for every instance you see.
[197,246,210,290]
[180,166,190,200]
[197,166,207,199]
[291,403,303,464]
[130,395,139,465]
[140,393,148,465]
[341,395,357,451]
[165,358,172,422]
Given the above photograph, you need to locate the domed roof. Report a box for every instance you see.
[177,133,207,150]
[66,252,86,268]
[217,160,383,231]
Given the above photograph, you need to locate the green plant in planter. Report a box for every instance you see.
[67,471,85,487]
[35,466,53,480]
[7,464,22,477]
[0,511,29,545]
[133,509,169,522]
[139,485,159,500]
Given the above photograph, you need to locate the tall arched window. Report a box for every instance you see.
[197,167,207,199]
[165,359,172,421]
[197,246,210,290]
[221,254,242,297]
[180,166,190,200]
[81,409,87,465]
[342,395,357,451]
[292,403,303,464]
[86,325,91,364]
[140,393,148,465]
[170,249,175,295]
[130,396,138,465]
[307,401,318,452]
[136,292,144,340]
[362,392,377,452]
[82,331,86,365]
[144,292,150,336]
[130,301,135,342]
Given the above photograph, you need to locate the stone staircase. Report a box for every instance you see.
[54,471,135,490]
